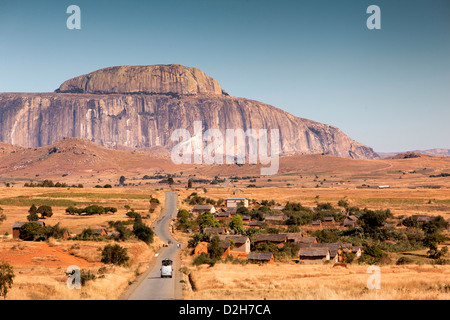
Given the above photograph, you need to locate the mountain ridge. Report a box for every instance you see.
[0,64,379,160]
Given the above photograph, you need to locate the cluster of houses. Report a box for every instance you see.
[190,195,362,264]
[191,196,360,232]
[194,226,362,264]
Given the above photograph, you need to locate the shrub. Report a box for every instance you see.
[193,253,215,266]
[133,221,154,244]
[19,222,46,241]
[80,269,96,286]
[0,262,15,299]
[101,244,130,265]
[126,211,140,219]
[78,228,93,240]
[45,223,69,239]
[396,256,414,265]
[359,244,387,264]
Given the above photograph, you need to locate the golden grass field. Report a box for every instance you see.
[184,261,450,300]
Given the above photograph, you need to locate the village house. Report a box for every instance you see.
[296,236,318,244]
[322,216,335,225]
[193,204,216,214]
[92,228,107,237]
[280,233,303,243]
[254,234,288,246]
[218,235,251,256]
[202,227,228,235]
[214,212,230,221]
[107,231,120,238]
[225,197,249,208]
[247,221,265,228]
[411,215,431,224]
[272,206,285,212]
[343,219,356,228]
[306,243,341,262]
[225,207,238,215]
[12,221,46,239]
[247,252,275,264]
[194,242,208,256]
[263,214,286,224]
[220,241,231,258]
[298,248,330,264]
[311,220,322,228]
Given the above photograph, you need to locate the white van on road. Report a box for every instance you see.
[160,258,173,278]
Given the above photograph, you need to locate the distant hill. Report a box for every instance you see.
[0,138,449,189]
[377,149,450,158]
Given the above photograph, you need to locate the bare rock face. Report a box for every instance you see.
[57,65,223,95]
[0,64,379,159]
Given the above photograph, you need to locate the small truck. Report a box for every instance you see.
[160,258,173,278]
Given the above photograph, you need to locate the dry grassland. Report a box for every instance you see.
[184,261,450,300]
[174,187,450,219]
[0,187,166,300]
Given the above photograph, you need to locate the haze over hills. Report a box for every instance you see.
[377,149,450,158]
[0,64,378,160]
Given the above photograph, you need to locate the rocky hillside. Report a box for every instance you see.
[0,64,378,159]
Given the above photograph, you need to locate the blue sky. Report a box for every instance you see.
[0,0,449,152]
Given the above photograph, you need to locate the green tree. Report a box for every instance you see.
[197,212,220,231]
[37,205,53,219]
[229,214,244,232]
[101,244,130,265]
[338,199,349,209]
[207,235,224,261]
[19,222,46,241]
[133,221,154,244]
[109,221,133,241]
[187,179,193,189]
[84,205,105,215]
[0,262,15,299]
[66,206,83,215]
[359,209,392,236]
[27,204,40,221]
[402,216,419,228]
[119,176,126,185]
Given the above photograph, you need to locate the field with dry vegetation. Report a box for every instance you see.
[184,261,450,300]
[0,187,165,300]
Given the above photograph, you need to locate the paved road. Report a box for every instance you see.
[126,191,183,300]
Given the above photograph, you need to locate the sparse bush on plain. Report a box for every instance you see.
[101,244,130,266]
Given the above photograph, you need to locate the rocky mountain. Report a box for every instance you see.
[0,64,379,159]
